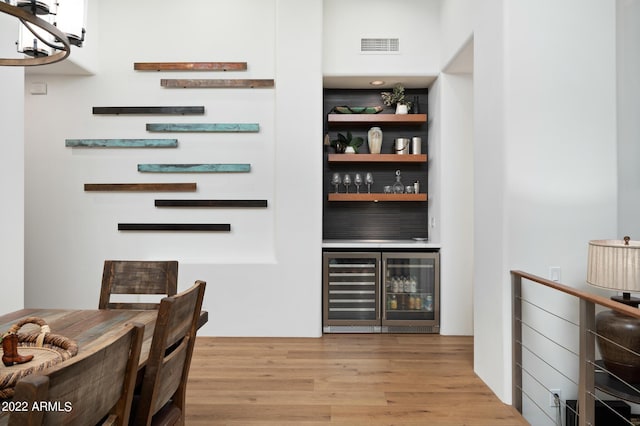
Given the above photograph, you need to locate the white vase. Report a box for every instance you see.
[395,103,409,114]
[345,146,356,153]
[367,127,383,154]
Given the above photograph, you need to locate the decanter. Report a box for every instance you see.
[392,170,404,194]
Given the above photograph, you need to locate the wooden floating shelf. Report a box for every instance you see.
[327,193,427,202]
[92,106,204,115]
[134,62,247,71]
[327,154,427,163]
[66,139,178,148]
[84,183,197,192]
[155,199,268,208]
[146,123,259,132]
[160,79,274,88]
[118,223,230,232]
[327,114,427,125]
[138,164,250,173]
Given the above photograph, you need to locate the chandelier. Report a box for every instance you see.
[0,0,86,66]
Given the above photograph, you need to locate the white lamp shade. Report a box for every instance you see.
[587,238,640,292]
[54,0,86,43]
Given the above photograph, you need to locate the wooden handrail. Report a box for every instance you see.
[511,270,640,319]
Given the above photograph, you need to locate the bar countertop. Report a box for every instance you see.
[322,239,441,249]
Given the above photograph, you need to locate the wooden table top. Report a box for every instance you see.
[0,308,208,423]
[0,308,208,368]
[0,309,160,371]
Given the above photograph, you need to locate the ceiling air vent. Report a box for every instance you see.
[360,38,400,54]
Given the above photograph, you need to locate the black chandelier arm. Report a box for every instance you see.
[0,1,70,66]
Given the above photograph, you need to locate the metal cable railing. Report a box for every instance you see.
[511,270,640,426]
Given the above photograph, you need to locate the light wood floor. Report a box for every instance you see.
[185,334,528,425]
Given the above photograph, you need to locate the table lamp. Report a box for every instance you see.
[587,236,640,383]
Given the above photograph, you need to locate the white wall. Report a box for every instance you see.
[323,0,441,78]
[437,72,474,336]
[439,0,619,410]
[480,0,618,409]
[24,0,323,337]
[617,0,640,237]
[0,13,24,313]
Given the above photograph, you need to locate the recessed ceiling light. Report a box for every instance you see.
[369,80,385,86]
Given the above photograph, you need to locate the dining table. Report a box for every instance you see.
[0,307,208,424]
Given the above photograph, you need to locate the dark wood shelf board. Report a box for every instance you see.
[84,183,197,192]
[595,360,640,404]
[118,223,231,232]
[155,199,267,208]
[327,113,427,125]
[92,106,204,115]
[133,62,247,71]
[160,79,274,88]
[328,193,427,202]
[327,154,427,163]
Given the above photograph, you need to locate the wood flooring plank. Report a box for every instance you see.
[185,335,528,425]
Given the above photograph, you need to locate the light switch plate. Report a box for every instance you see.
[30,82,47,95]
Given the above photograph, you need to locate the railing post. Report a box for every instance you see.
[512,272,523,413]
[578,299,595,426]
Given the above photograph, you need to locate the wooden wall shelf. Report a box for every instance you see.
[160,79,274,88]
[327,114,427,126]
[84,183,196,192]
[133,62,247,71]
[327,154,427,163]
[328,193,427,202]
[66,139,178,148]
[118,223,231,232]
[92,106,204,115]
[138,164,251,173]
[155,199,268,208]
[145,123,259,132]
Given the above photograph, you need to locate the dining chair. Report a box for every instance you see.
[9,322,144,426]
[132,280,206,426]
[99,260,178,310]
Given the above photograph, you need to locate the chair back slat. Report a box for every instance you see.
[10,323,143,426]
[134,280,206,426]
[99,260,178,310]
[151,339,189,414]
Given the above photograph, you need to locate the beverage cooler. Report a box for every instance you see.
[323,251,440,333]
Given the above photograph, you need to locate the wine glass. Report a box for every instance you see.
[331,173,341,193]
[343,174,352,193]
[354,173,363,193]
[365,172,374,193]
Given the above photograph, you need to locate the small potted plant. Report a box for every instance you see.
[381,83,412,114]
[331,131,363,153]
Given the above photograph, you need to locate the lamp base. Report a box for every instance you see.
[596,309,640,383]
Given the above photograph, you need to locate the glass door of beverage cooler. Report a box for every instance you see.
[382,252,439,328]
[323,252,380,330]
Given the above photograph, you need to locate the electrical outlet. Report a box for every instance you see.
[549,389,561,407]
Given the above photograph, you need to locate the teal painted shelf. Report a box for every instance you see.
[138,164,250,173]
[66,139,178,148]
[145,123,259,133]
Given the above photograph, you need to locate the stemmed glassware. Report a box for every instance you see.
[354,173,363,194]
[365,172,374,193]
[343,174,352,193]
[331,173,341,193]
